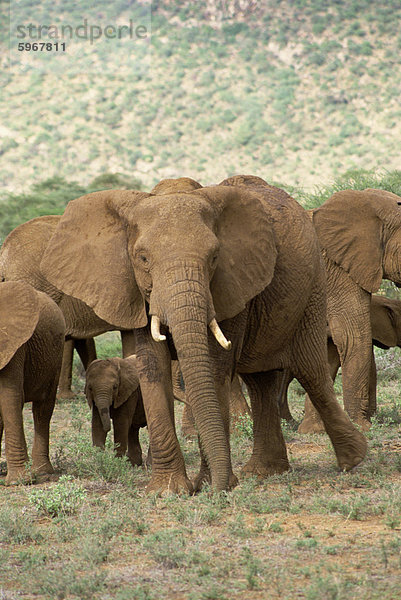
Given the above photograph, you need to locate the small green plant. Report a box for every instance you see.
[268,521,284,533]
[28,475,87,517]
[241,547,263,590]
[142,529,187,569]
[0,507,42,544]
[235,413,253,439]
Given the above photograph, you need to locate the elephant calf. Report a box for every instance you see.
[0,281,65,485]
[85,356,147,466]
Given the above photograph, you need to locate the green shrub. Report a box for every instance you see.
[28,475,87,517]
[0,508,42,544]
[88,172,143,191]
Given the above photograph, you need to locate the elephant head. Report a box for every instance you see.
[41,182,277,489]
[0,281,41,369]
[313,189,401,292]
[150,177,203,195]
[85,357,139,433]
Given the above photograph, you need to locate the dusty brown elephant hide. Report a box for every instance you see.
[280,294,401,429]
[40,176,367,494]
[85,356,146,467]
[298,189,401,432]
[0,281,65,485]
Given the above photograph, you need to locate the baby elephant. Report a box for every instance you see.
[85,356,146,466]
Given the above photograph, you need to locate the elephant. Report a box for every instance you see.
[0,281,65,485]
[280,294,401,428]
[85,356,146,466]
[0,214,136,357]
[39,174,367,494]
[0,178,206,369]
[298,189,401,432]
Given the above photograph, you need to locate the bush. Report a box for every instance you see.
[302,169,401,209]
[88,172,143,191]
[28,475,87,517]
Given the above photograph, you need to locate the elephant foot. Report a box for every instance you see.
[241,456,290,479]
[326,422,367,471]
[128,455,143,468]
[298,417,325,434]
[32,458,54,476]
[35,472,59,484]
[146,472,194,496]
[192,468,238,493]
[5,466,33,486]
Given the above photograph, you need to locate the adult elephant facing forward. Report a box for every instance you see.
[299,189,401,432]
[41,176,366,494]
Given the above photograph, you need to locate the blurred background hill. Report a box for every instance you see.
[1,0,400,196]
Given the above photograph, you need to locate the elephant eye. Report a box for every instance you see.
[136,250,149,266]
[210,253,219,270]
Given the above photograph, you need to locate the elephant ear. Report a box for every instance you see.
[0,281,40,369]
[41,190,150,329]
[84,360,98,408]
[371,296,399,349]
[114,356,139,408]
[313,189,384,293]
[85,386,94,409]
[200,185,278,321]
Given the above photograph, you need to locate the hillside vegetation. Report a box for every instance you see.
[1,0,401,192]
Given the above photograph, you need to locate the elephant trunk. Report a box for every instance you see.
[152,262,231,491]
[93,393,112,433]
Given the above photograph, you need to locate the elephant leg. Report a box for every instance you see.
[240,371,290,478]
[327,267,372,429]
[134,327,193,495]
[290,298,367,471]
[1,350,30,485]
[181,403,197,437]
[74,338,97,370]
[298,336,342,434]
[368,349,377,419]
[127,424,143,467]
[230,375,251,421]
[121,330,136,358]
[92,406,107,448]
[277,368,297,424]
[31,387,56,476]
[0,412,3,455]
[112,412,129,458]
[57,339,75,399]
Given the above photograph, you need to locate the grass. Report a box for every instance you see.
[1,335,400,599]
[2,1,401,195]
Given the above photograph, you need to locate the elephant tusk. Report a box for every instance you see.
[209,318,232,351]
[151,315,167,342]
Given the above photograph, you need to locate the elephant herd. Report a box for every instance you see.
[0,175,400,492]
